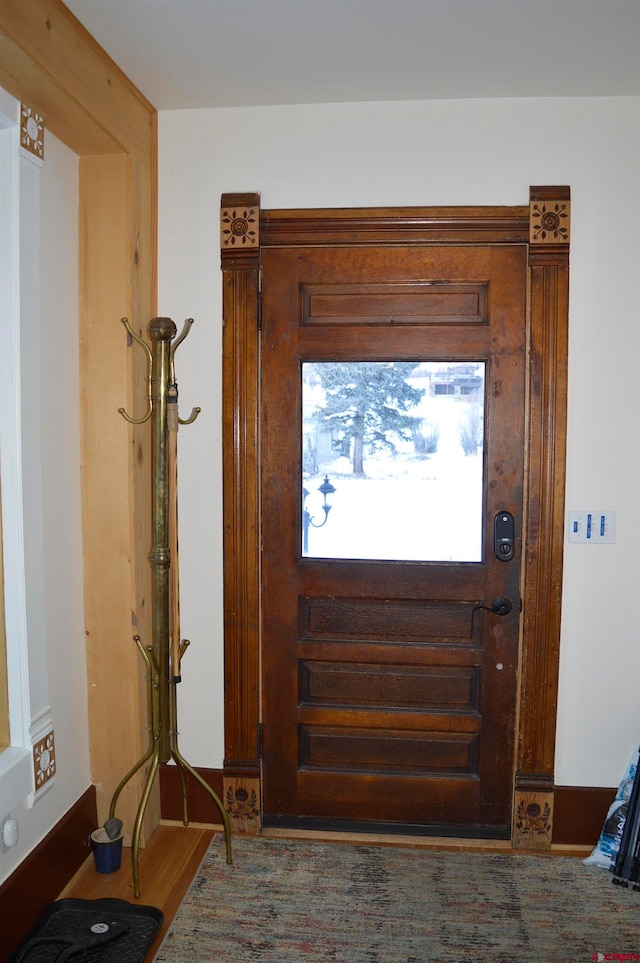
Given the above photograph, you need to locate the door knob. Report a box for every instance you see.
[474,597,513,616]
[489,596,512,616]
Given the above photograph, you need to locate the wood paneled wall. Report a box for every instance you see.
[0,0,157,837]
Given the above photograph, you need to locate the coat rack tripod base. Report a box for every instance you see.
[109,636,232,899]
[109,316,232,899]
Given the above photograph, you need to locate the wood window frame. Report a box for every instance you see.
[221,189,570,847]
[0,0,157,836]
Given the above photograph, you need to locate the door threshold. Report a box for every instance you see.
[262,814,510,841]
[262,825,512,852]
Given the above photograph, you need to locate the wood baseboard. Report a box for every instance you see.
[553,784,615,847]
[160,764,225,825]
[160,766,614,850]
[0,785,97,961]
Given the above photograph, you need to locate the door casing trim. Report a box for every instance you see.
[220,189,570,847]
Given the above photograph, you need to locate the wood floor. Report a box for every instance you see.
[59,823,216,961]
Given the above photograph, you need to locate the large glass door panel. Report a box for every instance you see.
[302,361,485,561]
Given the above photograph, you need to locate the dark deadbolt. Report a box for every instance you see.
[494,511,515,561]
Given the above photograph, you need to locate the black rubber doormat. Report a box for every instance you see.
[8,898,163,962]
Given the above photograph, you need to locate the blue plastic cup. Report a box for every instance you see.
[91,827,123,873]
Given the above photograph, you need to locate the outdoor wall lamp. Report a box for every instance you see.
[302,474,336,553]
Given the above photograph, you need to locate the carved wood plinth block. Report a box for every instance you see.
[224,776,261,834]
[512,790,554,850]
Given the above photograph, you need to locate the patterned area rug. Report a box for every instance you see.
[154,834,639,963]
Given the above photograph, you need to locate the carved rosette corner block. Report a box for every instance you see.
[512,791,553,849]
[33,729,56,793]
[220,205,259,250]
[529,188,570,246]
[20,103,45,160]
[224,776,261,834]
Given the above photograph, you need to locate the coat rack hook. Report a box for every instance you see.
[118,317,154,424]
[169,317,194,370]
[178,406,201,426]
[170,318,201,425]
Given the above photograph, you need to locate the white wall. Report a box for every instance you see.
[0,102,89,882]
[158,95,640,789]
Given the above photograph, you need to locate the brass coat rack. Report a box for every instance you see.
[111,316,232,898]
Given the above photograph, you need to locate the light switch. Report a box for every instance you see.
[568,510,616,544]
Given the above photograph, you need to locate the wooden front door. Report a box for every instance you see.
[261,242,527,836]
